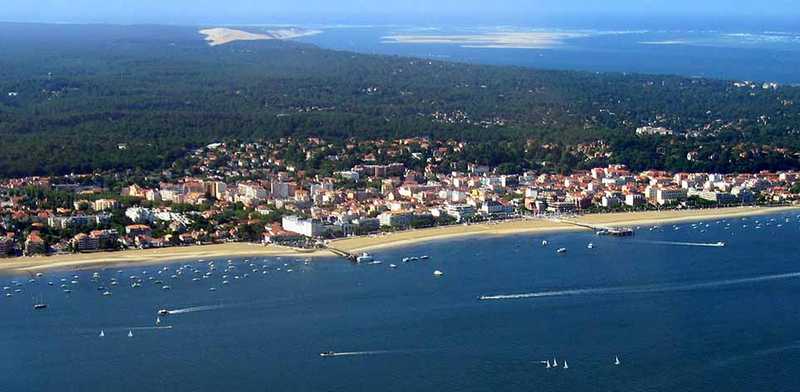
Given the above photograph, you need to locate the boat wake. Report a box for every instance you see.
[165,304,229,314]
[633,240,726,248]
[326,350,392,357]
[479,271,800,301]
[323,349,426,357]
[130,326,174,331]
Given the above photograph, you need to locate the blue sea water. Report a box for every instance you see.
[296,26,800,84]
[2,211,800,391]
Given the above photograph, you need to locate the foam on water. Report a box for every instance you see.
[479,271,800,301]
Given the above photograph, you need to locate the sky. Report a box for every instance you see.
[3,0,799,28]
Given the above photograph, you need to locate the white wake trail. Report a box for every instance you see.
[480,272,800,301]
[634,240,726,248]
[166,304,229,314]
[328,350,392,357]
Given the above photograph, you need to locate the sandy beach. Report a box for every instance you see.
[332,206,798,252]
[0,206,795,274]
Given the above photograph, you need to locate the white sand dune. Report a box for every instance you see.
[199,27,321,46]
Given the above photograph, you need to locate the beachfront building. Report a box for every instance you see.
[655,188,688,205]
[24,232,46,255]
[0,236,13,256]
[445,204,476,222]
[378,212,414,228]
[282,216,325,238]
[72,233,100,252]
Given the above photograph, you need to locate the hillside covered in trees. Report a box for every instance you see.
[1,22,800,177]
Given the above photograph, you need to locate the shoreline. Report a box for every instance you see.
[331,205,799,253]
[0,206,795,275]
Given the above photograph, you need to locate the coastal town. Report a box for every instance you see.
[1,137,799,259]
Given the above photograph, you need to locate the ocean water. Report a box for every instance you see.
[297,26,800,84]
[2,211,800,391]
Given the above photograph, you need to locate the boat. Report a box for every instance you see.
[587,243,594,249]
[402,257,410,263]
[319,351,336,357]
[563,360,569,369]
[542,240,549,246]
[552,358,558,367]
[614,356,621,366]
[433,270,444,277]
[556,248,567,254]
[156,316,161,325]
[127,330,133,338]
[158,309,171,316]
[356,253,374,263]
[389,264,398,268]
[544,360,551,369]
[99,330,105,337]
[420,255,430,260]
[102,291,112,296]
[33,295,47,310]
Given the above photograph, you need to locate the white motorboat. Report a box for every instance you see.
[356,253,374,263]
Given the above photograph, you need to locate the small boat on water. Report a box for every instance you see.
[156,316,161,325]
[615,356,621,366]
[556,248,567,254]
[433,270,444,277]
[389,264,398,268]
[563,360,569,369]
[127,330,133,338]
[356,253,374,263]
[542,240,549,246]
[320,351,336,357]
[33,295,47,310]
[99,330,105,337]
[420,255,429,260]
[587,243,594,249]
[158,309,171,316]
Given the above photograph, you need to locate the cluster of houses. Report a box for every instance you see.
[1,137,799,258]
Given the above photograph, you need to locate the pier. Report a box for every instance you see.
[325,246,358,262]
[558,219,635,236]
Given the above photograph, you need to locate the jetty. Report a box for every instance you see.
[558,219,634,236]
[325,246,358,262]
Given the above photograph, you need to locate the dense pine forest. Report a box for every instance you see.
[1,22,800,177]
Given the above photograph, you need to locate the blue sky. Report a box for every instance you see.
[4,0,799,27]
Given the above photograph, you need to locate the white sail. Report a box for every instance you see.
[99,330,105,337]
[128,330,133,338]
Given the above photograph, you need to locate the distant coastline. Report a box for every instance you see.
[0,206,794,275]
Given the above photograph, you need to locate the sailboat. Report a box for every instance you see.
[563,360,569,369]
[99,330,105,337]
[127,330,133,338]
[545,360,551,369]
[156,316,161,325]
[614,356,621,366]
[552,357,558,367]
